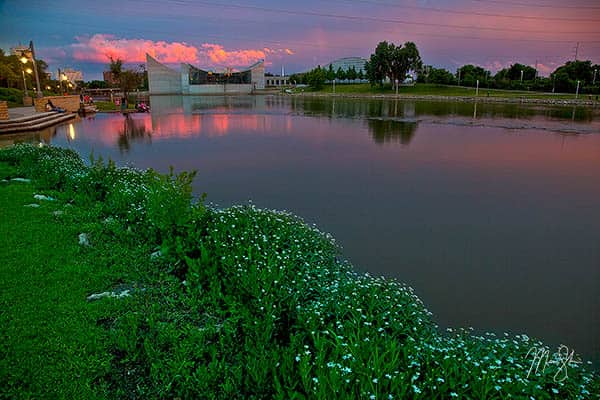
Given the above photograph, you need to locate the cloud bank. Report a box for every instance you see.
[69,34,293,69]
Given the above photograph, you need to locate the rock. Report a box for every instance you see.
[52,210,64,216]
[78,233,90,246]
[24,203,40,208]
[33,194,55,201]
[11,178,31,183]
[86,289,131,301]
[150,250,162,260]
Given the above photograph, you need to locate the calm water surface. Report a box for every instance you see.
[11,95,600,365]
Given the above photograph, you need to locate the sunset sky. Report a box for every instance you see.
[1,0,599,80]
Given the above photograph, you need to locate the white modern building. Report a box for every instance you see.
[147,54,265,95]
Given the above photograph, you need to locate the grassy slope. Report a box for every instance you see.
[310,83,583,100]
[0,163,152,399]
[1,147,598,399]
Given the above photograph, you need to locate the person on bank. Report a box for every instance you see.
[45,99,65,113]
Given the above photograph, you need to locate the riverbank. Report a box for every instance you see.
[290,83,599,107]
[1,144,598,399]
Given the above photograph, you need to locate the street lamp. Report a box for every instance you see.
[20,56,29,100]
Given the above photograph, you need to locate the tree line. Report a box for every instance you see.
[292,41,600,95]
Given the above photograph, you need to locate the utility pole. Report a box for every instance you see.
[574,42,579,61]
[534,60,538,80]
[593,69,597,85]
[29,41,43,98]
[576,80,580,98]
[457,69,461,86]
[520,70,524,83]
[58,68,63,93]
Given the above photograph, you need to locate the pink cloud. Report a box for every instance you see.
[68,34,294,69]
[200,43,265,67]
[71,34,199,64]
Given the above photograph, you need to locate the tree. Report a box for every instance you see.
[457,64,490,87]
[347,66,358,81]
[551,60,595,84]
[326,64,335,81]
[305,66,326,89]
[108,57,143,97]
[417,65,456,85]
[335,67,346,81]
[365,41,393,86]
[365,41,422,87]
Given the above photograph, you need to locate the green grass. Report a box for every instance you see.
[306,83,584,100]
[94,101,136,112]
[1,144,598,399]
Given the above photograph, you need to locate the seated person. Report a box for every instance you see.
[45,99,66,113]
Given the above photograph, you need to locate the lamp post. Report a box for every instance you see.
[20,56,28,99]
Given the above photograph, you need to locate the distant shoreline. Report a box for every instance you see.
[288,92,600,107]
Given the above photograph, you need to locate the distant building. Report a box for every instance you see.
[324,57,367,74]
[265,75,290,87]
[10,45,30,57]
[103,71,118,86]
[147,54,265,95]
[62,68,83,83]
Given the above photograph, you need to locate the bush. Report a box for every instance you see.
[0,87,24,106]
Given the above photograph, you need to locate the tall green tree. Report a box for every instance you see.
[305,66,326,89]
[365,41,422,87]
[108,57,143,97]
[457,64,490,87]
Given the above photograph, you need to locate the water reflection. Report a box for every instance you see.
[117,115,151,153]
[367,118,417,145]
[0,125,56,148]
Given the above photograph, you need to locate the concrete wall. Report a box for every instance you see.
[33,96,80,112]
[0,101,8,120]
[187,84,253,95]
[147,54,265,95]
[252,62,265,89]
[147,54,182,95]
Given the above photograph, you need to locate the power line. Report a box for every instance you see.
[164,0,600,35]
[470,0,600,10]
[330,0,600,23]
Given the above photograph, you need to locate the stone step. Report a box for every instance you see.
[0,111,59,125]
[0,113,76,134]
[0,112,69,129]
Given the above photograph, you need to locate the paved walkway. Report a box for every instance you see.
[8,106,43,119]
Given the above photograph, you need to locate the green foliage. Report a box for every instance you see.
[365,41,422,87]
[108,57,144,96]
[457,64,491,87]
[0,47,51,91]
[418,66,457,85]
[1,145,598,399]
[0,87,24,105]
[305,66,327,90]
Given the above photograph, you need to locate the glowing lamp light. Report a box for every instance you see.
[25,68,33,74]
[20,56,28,64]
[68,124,75,140]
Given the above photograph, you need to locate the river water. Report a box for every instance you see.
[8,95,600,366]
